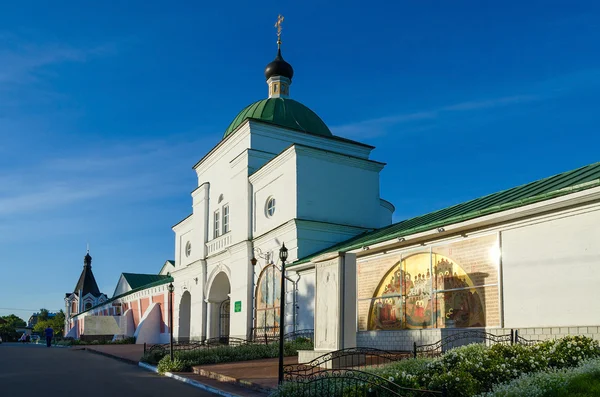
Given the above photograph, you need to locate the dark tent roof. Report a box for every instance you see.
[73,252,102,297]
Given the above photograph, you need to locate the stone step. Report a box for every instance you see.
[178,372,269,397]
[192,366,275,395]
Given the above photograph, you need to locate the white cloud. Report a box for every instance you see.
[0,135,218,219]
[0,34,115,86]
[330,94,541,139]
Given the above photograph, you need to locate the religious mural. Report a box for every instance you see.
[255,265,281,333]
[361,234,500,331]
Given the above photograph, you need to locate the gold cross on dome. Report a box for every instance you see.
[274,14,284,45]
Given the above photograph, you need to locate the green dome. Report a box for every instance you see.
[224,98,332,138]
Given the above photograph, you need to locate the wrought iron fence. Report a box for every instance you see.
[284,347,412,377]
[281,368,444,397]
[252,328,315,344]
[414,330,513,358]
[513,330,537,346]
[145,330,314,356]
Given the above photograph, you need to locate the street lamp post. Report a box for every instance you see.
[168,282,175,362]
[278,243,288,385]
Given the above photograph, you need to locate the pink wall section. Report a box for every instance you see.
[140,298,150,319]
[70,289,169,340]
[152,295,165,333]
[131,301,140,328]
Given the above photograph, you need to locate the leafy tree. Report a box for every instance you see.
[33,310,66,336]
[38,308,49,322]
[0,314,26,342]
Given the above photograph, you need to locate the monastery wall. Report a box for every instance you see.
[501,207,600,328]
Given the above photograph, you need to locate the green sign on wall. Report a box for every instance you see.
[234,301,242,313]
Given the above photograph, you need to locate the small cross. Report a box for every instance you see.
[274,14,284,43]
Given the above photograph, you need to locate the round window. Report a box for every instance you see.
[185,241,192,257]
[266,197,276,218]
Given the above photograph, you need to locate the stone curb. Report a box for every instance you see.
[137,362,242,397]
[194,367,274,394]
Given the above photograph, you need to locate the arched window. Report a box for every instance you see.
[254,265,281,336]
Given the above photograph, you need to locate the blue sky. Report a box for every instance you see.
[1,1,599,319]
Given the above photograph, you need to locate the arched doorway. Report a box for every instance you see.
[208,272,231,339]
[178,291,191,342]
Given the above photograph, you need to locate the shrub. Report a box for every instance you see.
[152,340,311,373]
[284,338,314,355]
[157,357,191,373]
[478,357,600,397]
[111,336,136,344]
[274,335,600,397]
[141,349,167,365]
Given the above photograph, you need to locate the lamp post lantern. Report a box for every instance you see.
[168,282,175,362]
[278,243,288,385]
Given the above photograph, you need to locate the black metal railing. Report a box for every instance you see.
[413,330,513,358]
[252,328,315,344]
[145,336,256,355]
[145,330,315,357]
[284,347,412,377]
[514,329,537,346]
[281,368,444,397]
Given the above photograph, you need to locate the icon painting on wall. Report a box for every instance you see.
[368,253,487,330]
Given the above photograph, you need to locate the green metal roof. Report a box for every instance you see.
[223,98,332,138]
[73,276,173,317]
[293,161,600,266]
[122,273,171,290]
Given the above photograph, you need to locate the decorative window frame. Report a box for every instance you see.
[222,204,230,234]
[214,210,221,238]
[265,196,276,218]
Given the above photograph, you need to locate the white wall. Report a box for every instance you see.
[250,150,298,238]
[112,275,130,297]
[295,220,368,260]
[296,147,388,229]
[134,303,162,344]
[249,122,373,160]
[502,208,600,328]
[295,270,315,330]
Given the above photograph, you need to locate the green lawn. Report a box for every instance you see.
[561,372,600,397]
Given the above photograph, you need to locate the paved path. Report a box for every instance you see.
[0,343,214,397]
[194,356,298,392]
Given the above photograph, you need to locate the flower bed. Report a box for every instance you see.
[275,335,599,397]
[146,338,313,373]
[479,357,600,397]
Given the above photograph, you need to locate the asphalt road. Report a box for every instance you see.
[0,343,214,397]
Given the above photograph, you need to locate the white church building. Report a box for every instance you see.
[67,32,600,351]
[170,41,395,342]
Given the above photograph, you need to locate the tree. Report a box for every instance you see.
[38,308,49,322]
[33,310,65,336]
[0,314,26,342]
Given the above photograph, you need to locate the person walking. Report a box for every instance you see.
[44,326,54,347]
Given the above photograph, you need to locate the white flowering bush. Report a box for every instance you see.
[477,357,600,397]
[537,335,599,368]
[363,357,431,389]
[274,335,600,397]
